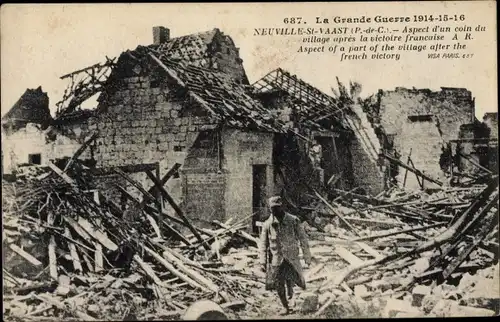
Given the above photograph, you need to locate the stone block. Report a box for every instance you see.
[409,257,430,275]
[354,285,371,299]
[421,294,439,313]
[297,292,319,313]
[395,311,425,318]
[370,279,393,292]
[382,298,421,318]
[430,299,496,317]
[170,110,179,118]
[412,284,431,307]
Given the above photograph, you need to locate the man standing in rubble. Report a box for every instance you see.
[258,196,312,315]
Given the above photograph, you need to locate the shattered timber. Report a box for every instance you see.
[2,26,499,320]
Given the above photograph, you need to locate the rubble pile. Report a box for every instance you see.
[303,176,499,318]
[2,161,258,321]
[2,157,498,320]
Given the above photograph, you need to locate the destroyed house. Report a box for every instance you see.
[2,27,384,231]
[2,86,52,133]
[361,87,480,189]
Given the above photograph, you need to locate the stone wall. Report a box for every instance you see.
[181,169,226,228]
[1,123,91,174]
[350,135,385,195]
[222,129,274,230]
[211,31,249,84]
[483,113,498,139]
[367,87,475,189]
[181,130,225,228]
[180,128,274,229]
[91,72,219,197]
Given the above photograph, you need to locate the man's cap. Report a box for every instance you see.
[268,196,283,208]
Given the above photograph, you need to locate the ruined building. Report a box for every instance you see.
[360,87,497,190]
[10,27,490,231]
[483,113,498,171]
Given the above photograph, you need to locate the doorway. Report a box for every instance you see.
[252,164,267,234]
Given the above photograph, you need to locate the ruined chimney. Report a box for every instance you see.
[153,26,170,45]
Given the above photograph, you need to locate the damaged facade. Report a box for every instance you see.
[2,27,494,231]
[2,27,373,231]
[361,87,497,190]
[2,25,499,321]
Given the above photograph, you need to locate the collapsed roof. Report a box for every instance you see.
[252,68,351,129]
[2,86,52,132]
[18,28,351,136]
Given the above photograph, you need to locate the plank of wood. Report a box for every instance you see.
[36,294,95,321]
[147,214,162,238]
[381,153,443,186]
[63,132,98,172]
[161,248,219,293]
[305,263,325,281]
[212,220,258,246]
[47,161,77,188]
[47,213,58,281]
[64,228,82,272]
[133,255,163,286]
[314,190,360,236]
[315,293,335,317]
[9,244,42,266]
[77,217,118,251]
[82,253,94,272]
[344,216,404,228]
[142,246,207,292]
[145,170,209,250]
[442,211,498,280]
[351,223,446,242]
[117,186,191,245]
[355,242,384,260]
[334,246,364,266]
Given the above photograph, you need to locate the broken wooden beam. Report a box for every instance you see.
[381,153,443,186]
[457,151,493,174]
[114,168,160,206]
[133,254,163,286]
[36,293,96,321]
[403,148,413,188]
[145,170,210,250]
[334,246,364,266]
[117,186,191,246]
[142,245,208,292]
[351,223,447,242]
[64,227,83,272]
[212,220,258,246]
[441,210,498,280]
[314,190,360,236]
[63,132,98,172]
[8,244,42,266]
[136,163,181,209]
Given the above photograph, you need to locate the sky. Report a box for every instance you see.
[1,2,497,119]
